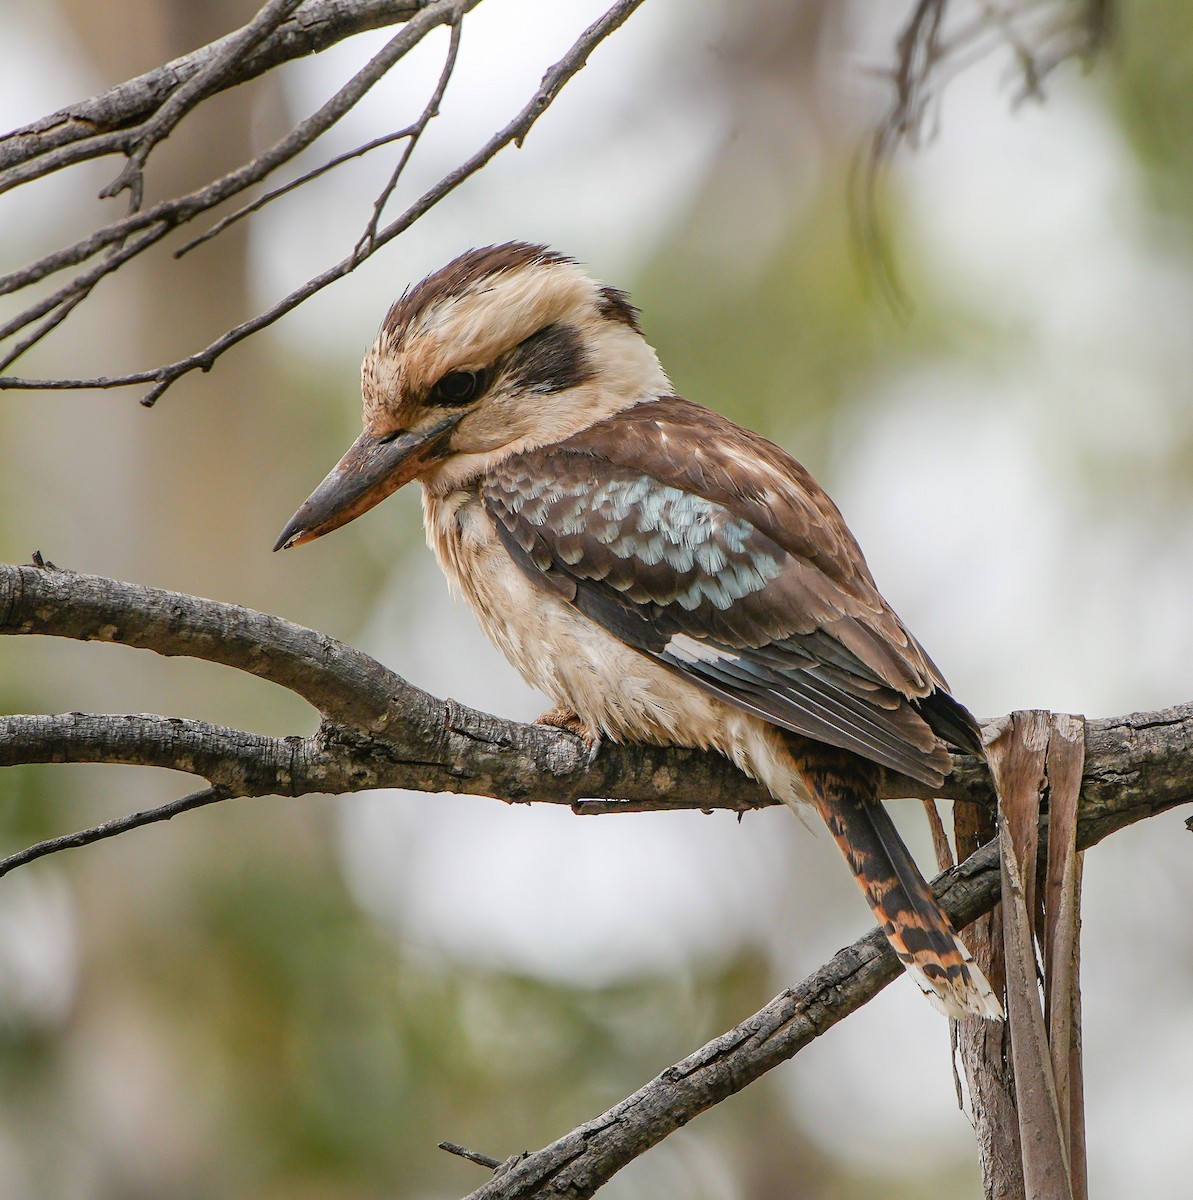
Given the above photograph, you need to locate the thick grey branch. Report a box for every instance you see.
[0,562,407,729]
[2,564,1191,825]
[0,562,765,807]
[0,559,1189,1198]
[0,712,304,794]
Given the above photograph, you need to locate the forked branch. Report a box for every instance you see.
[1,558,1188,1198]
[0,0,647,402]
[1,556,1189,849]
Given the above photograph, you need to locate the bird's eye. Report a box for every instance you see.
[431,370,483,406]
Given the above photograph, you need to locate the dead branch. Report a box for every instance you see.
[456,839,1001,1200]
[1,557,1189,852]
[0,0,647,403]
[0,559,1189,1195]
[0,1,428,174]
[453,723,1180,1200]
[853,0,1114,309]
[98,0,309,213]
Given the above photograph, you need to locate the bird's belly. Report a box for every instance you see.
[423,488,809,808]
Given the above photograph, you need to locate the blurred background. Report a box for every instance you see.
[2,1,1192,1196]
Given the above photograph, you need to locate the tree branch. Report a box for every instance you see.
[1,557,1189,829]
[460,839,1003,1200]
[0,712,305,792]
[97,0,308,212]
[455,732,1186,1200]
[0,0,480,381]
[0,561,772,809]
[1,559,1190,1196]
[0,784,229,879]
[0,0,648,403]
[0,1,430,172]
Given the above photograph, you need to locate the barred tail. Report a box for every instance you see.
[791,741,1003,1021]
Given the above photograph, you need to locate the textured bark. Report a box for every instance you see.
[2,563,1191,826]
[0,1,427,170]
[1,559,1190,1199]
[1043,715,1089,1200]
[953,800,1022,1200]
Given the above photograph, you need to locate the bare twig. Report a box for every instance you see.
[0,225,165,370]
[0,785,229,880]
[0,0,478,373]
[0,1,429,173]
[0,0,647,404]
[853,0,1115,309]
[439,1142,503,1171]
[99,0,306,212]
[173,128,416,260]
[0,283,97,374]
[357,12,463,255]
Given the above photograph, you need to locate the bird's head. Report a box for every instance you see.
[274,242,667,550]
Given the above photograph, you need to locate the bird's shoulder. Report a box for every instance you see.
[539,395,872,589]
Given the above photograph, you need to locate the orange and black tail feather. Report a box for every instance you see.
[792,743,1003,1020]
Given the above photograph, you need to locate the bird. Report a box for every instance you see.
[275,242,1002,1020]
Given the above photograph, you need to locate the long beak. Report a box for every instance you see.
[273,417,457,551]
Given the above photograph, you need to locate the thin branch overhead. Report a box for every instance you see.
[98,0,308,214]
[870,0,1113,167]
[0,1,429,175]
[0,0,648,404]
[0,0,479,377]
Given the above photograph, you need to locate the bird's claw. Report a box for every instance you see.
[536,705,603,765]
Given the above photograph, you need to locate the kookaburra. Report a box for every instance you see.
[276,242,1002,1020]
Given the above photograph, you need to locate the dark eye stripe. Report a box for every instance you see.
[503,323,593,394]
[425,322,591,410]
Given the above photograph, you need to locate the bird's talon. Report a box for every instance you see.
[584,732,603,767]
[536,705,601,762]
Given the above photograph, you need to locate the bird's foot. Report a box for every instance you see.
[536,705,603,765]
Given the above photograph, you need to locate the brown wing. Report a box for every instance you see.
[482,396,980,784]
